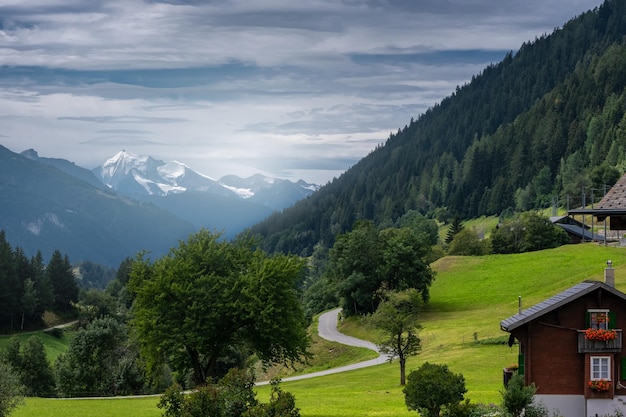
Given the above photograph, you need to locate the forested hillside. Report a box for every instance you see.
[250,0,626,256]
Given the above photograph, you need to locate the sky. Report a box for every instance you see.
[0,0,606,185]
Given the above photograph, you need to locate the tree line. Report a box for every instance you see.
[0,229,311,400]
[0,231,78,332]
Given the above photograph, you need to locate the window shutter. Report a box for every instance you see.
[609,312,617,329]
[518,353,525,376]
[586,311,591,328]
[621,358,626,380]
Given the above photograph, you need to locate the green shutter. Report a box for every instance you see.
[518,354,525,376]
[621,358,626,380]
[609,312,617,329]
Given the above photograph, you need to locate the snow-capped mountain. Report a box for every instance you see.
[93,150,232,197]
[219,174,318,210]
[0,146,320,266]
[93,150,319,210]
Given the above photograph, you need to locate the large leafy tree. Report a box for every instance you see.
[369,289,422,385]
[128,230,310,386]
[55,316,140,397]
[328,221,434,316]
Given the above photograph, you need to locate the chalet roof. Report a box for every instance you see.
[554,223,603,241]
[569,173,626,215]
[596,173,626,210]
[500,280,626,332]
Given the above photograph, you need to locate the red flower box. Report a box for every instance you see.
[584,328,617,341]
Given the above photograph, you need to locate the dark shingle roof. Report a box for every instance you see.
[596,173,626,209]
[555,223,603,240]
[500,280,626,332]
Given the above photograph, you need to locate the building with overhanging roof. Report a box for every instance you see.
[500,263,626,417]
[569,173,626,238]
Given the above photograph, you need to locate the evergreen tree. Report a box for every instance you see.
[445,216,464,244]
[0,232,20,331]
[31,251,53,317]
[20,336,55,397]
[47,250,78,312]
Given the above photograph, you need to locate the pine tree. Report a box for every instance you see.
[445,216,464,244]
[47,250,78,312]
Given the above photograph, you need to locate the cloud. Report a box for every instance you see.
[0,0,606,183]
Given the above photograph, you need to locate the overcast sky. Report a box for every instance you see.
[0,0,605,184]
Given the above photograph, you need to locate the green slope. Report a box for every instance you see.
[254,244,626,415]
[12,244,626,417]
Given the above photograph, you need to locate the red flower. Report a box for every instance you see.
[588,379,611,391]
[584,328,617,341]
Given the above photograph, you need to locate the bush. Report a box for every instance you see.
[500,373,536,417]
[158,370,299,417]
[448,229,490,256]
[0,362,24,417]
[404,363,466,417]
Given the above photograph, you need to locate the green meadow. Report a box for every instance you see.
[10,243,626,417]
[0,329,69,363]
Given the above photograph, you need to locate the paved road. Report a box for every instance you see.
[258,308,390,385]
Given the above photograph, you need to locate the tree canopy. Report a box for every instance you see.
[327,220,434,316]
[403,362,466,417]
[369,289,422,385]
[128,230,310,386]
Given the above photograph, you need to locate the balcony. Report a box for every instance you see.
[577,329,622,353]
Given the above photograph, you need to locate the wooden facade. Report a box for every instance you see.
[501,272,626,416]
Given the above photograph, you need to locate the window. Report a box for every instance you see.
[591,356,611,380]
[588,310,610,330]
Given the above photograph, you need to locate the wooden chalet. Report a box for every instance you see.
[569,172,626,243]
[501,263,626,417]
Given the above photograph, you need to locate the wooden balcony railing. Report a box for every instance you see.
[577,329,622,353]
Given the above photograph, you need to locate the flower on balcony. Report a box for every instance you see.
[595,313,609,324]
[588,379,611,392]
[584,328,617,341]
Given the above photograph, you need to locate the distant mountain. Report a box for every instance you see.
[0,146,319,266]
[219,174,318,211]
[0,145,194,267]
[94,150,233,197]
[92,150,319,211]
[21,149,106,190]
[250,0,626,256]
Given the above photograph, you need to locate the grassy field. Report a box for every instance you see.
[0,328,70,362]
[11,243,626,417]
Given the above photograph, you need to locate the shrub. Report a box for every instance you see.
[0,361,24,417]
[500,373,536,417]
[158,370,299,417]
[404,363,466,417]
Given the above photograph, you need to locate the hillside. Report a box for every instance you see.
[264,244,626,415]
[250,0,626,256]
[8,244,626,416]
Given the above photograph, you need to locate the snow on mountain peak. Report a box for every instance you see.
[93,151,318,208]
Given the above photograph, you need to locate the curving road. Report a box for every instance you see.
[258,308,390,385]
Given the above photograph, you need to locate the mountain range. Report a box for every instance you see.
[0,146,318,267]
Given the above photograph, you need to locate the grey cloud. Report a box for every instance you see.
[58,116,187,124]
[80,137,162,146]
